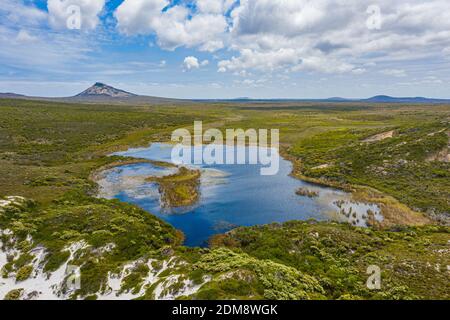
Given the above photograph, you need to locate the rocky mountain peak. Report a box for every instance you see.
[76,83,136,98]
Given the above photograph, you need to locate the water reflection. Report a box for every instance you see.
[96,143,382,246]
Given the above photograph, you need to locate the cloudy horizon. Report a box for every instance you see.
[1,0,450,99]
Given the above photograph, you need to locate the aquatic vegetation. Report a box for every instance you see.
[296,188,319,198]
[100,143,385,245]
[291,122,450,220]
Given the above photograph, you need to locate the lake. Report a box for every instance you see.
[96,143,382,247]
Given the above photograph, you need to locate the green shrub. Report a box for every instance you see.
[16,265,33,282]
[4,289,24,300]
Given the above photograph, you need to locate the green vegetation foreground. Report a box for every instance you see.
[0,99,449,300]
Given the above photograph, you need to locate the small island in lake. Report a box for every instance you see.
[147,166,201,208]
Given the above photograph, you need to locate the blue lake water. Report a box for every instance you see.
[97,143,381,247]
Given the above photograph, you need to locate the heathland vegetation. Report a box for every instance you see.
[0,98,448,299]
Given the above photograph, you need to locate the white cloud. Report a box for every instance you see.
[112,0,450,74]
[381,69,407,77]
[184,56,200,70]
[16,30,38,43]
[210,82,222,88]
[396,76,444,86]
[200,40,224,52]
[231,0,334,37]
[115,0,228,51]
[234,78,267,87]
[2,0,450,99]
[0,0,47,27]
[48,0,105,30]
[218,0,450,74]
[219,48,301,72]
[196,0,236,14]
[114,0,166,35]
[0,25,93,73]
[183,56,210,70]
[0,1,98,74]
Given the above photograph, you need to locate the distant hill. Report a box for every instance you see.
[362,95,450,103]
[1,84,450,105]
[0,93,27,99]
[75,82,136,99]
[200,95,450,104]
[0,83,188,105]
[65,82,188,104]
[325,97,350,102]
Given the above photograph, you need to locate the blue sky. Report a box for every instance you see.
[1,0,450,99]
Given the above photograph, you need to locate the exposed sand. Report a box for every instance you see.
[363,130,395,143]
[1,231,209,300]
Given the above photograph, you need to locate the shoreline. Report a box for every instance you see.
[280,148,433,228]
[91,141,434,230]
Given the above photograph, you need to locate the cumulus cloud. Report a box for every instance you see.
[183,56,209,70]
[4,0,450,91]
[196,0,236,14]
[48,0,105,30]
[218,48,301,72]
[112,0,450,74]
[114,0,166,35]
[217,0,450,74]
[0,0,47,27]
[115,0,229,51]
[184,56,200,70]
[0,1,95,72]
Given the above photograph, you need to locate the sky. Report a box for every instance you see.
[1,0,450,99]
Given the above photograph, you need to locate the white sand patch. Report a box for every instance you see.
[0,197,29,215]
[154,274,208,300]
[311,164,332,170]
[98,256,208,300]
[98,257,173,300]
[426,147,450,163]
[97,260,143,300]
[363,130,395,143]
[0,200,12,208]
[91,243,116,255]
[98,257,172,300]
[1,225,206,300]
[0,239,89,300]
[427,129,446,136]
